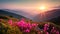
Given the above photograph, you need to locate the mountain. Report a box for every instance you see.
[0,9,35,19]
[0,9,60,23]
[33,9,60,22]
[48,16,60,25]
[0,9,27,19]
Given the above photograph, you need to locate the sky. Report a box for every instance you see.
[0,0,60,21]
[0,0,60,9]
[0,0,60,14]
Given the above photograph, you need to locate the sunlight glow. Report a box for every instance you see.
[39,6,47,11]
[38,5,50,13]
[39,6,46,10]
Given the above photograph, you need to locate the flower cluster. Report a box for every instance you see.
[43,23,59,34]
[8,19,59,34]
[8,19,38,33]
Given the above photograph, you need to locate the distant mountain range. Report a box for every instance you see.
[0,9,27,19]
[33,9,60,22]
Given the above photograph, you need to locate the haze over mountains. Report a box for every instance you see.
[0,8,60,22]
[33,9,60,22]
[0,9,38,19]
[0,10,26,19]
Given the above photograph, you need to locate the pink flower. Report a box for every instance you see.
[24,29,30,32]
[32,23,38,27]
[14,19,38,33]
[46,32,49,34]
[0,19,2,22]
[8,20,13,25]
[56,31,59,34]
[43,23,49,31]
[44,27,47,31]
[17,19,26,27]
[44,23,49,27]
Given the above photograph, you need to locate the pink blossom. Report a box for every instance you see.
[46,32,49,34]
[0,19,2,22]
[17,19,26,27]
[51,27,56,32]
[8,20,13,25]
[24,29,30,32]
[32,23,38,27]
[43,24,49,31]
[44,23,49,27]
[56,31,59,34]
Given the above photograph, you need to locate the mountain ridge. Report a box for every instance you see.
[33,9,60,22]
[0,9,27,19]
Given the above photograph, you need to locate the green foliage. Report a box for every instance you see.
[0,22,22,34]
[0,16,9,20]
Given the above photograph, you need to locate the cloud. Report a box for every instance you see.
[53,6,60,9]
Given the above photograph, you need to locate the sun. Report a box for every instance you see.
[39,6,46,10]
[38,5,49,13]
[36,5,49,13]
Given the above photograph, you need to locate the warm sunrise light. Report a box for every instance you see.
[39,6,46,11]
[38,5,50,13]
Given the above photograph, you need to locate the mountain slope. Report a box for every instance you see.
[0,9,27,19]
[33,9,60,22]
[48,16,60,25]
